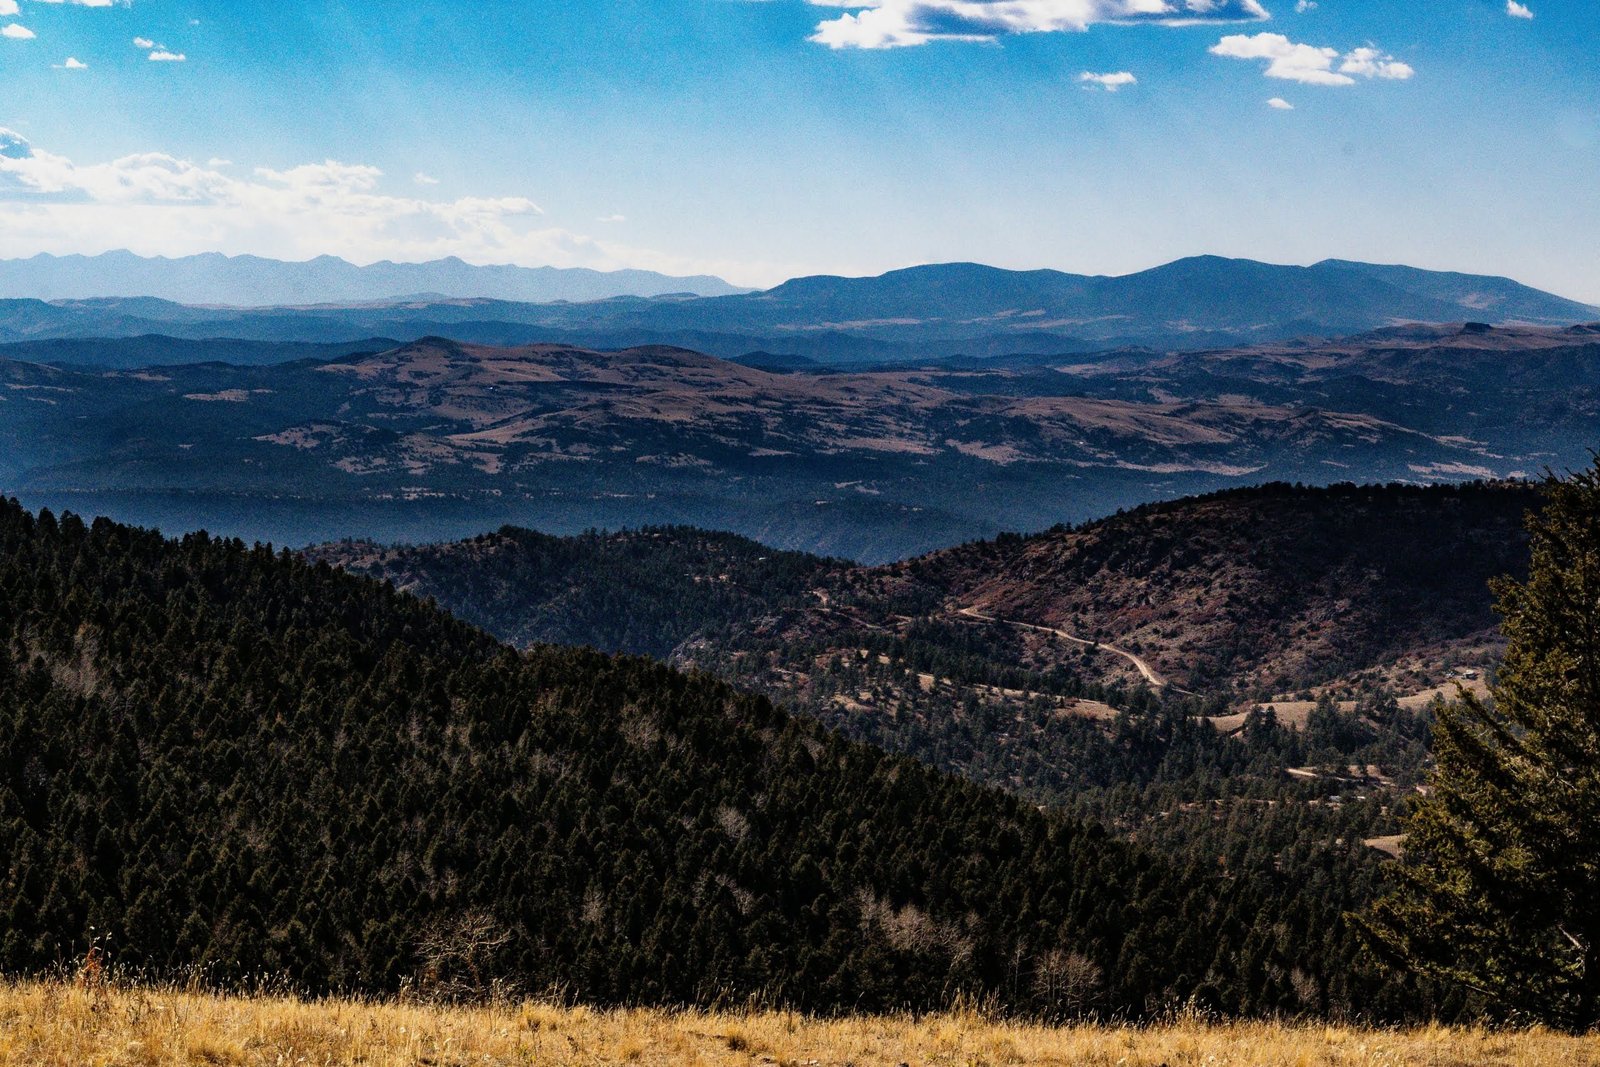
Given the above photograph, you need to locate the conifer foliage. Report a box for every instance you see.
[1364,460,1600,1031]
[0,497,1261,1015]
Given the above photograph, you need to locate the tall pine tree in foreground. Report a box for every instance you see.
[1364,460,1600,1032]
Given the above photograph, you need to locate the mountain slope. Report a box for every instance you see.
[308,481,1543,1023]
[315,480,1537,799]
[309,526,840,659]
[0,497,1430,1018]
[0,497,1186,1012]
[0,251,748,305]
[893,481,1536,693]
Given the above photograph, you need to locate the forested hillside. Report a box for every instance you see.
[881,480,1538,693]
[307,527,840,660]
[303,480,1553,1027]
[0,498,1436,1019]
[317,482,1535,799]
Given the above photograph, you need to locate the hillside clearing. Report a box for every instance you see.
[3,982,1598,1067]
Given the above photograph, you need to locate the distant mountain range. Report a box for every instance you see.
[0,251,750,305]
[0,254,1593,364]
[3,322,1595,559]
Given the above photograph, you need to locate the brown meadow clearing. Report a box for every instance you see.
[2,980,1598,1067]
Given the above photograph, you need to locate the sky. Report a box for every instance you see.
[0,0,1596,300]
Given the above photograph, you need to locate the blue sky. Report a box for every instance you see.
[0,0,1596,300]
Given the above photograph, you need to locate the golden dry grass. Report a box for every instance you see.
[2,980,1597,1067]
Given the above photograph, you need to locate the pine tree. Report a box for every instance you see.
[1363,461,1600,1031]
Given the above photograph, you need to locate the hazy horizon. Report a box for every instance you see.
[2,248,1597,309]
[0,1,1596,300]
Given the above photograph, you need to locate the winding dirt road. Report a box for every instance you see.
[957,607,1177,691]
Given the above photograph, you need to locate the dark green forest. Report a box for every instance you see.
[0,496,1452,1019]
[294,481,1549,1023]
[306,526,840,661]
[701,485,1513,1026]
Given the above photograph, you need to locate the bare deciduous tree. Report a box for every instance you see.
[416,910,515,1002]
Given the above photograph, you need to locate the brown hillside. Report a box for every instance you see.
[887,481,1538,694]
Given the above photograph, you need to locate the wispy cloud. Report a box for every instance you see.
[0,130,792,286]
[1506,1,1533,18]
[807,0,1269,50]
[1079,70,1136,92]
[414,172,440,185]
[132,35,154,48]
[0,128,29,160]
[54,55,86,68]
[597,214,627,223]
[1211,32,1413,85]
[3,22,36,39]
[1267,96,1294,109]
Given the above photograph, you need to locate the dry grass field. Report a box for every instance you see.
[2,980,1597,1067]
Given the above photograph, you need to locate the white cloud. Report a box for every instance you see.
[0,133,796,285]
[1211,32,1414,85]
[3,22,36,39]
[134,36,189,61]
[1294,0,1315,10]
[1506,1,1533,18]
[597,214,627,223]
[32,0,127,6]
[413,172,440,186]
[808,0,1269,50]
[1210,33,1348,85]
[1079,70,1136,91]
[0,1,17,16]
[1338,45,1413,80]
[1267,96,1294,109]
[54,56,87,68]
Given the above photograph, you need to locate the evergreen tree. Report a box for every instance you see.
[1363,461,1600,1031]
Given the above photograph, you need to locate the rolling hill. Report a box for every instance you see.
[2,325,1593,560]
[0,335,398,371]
